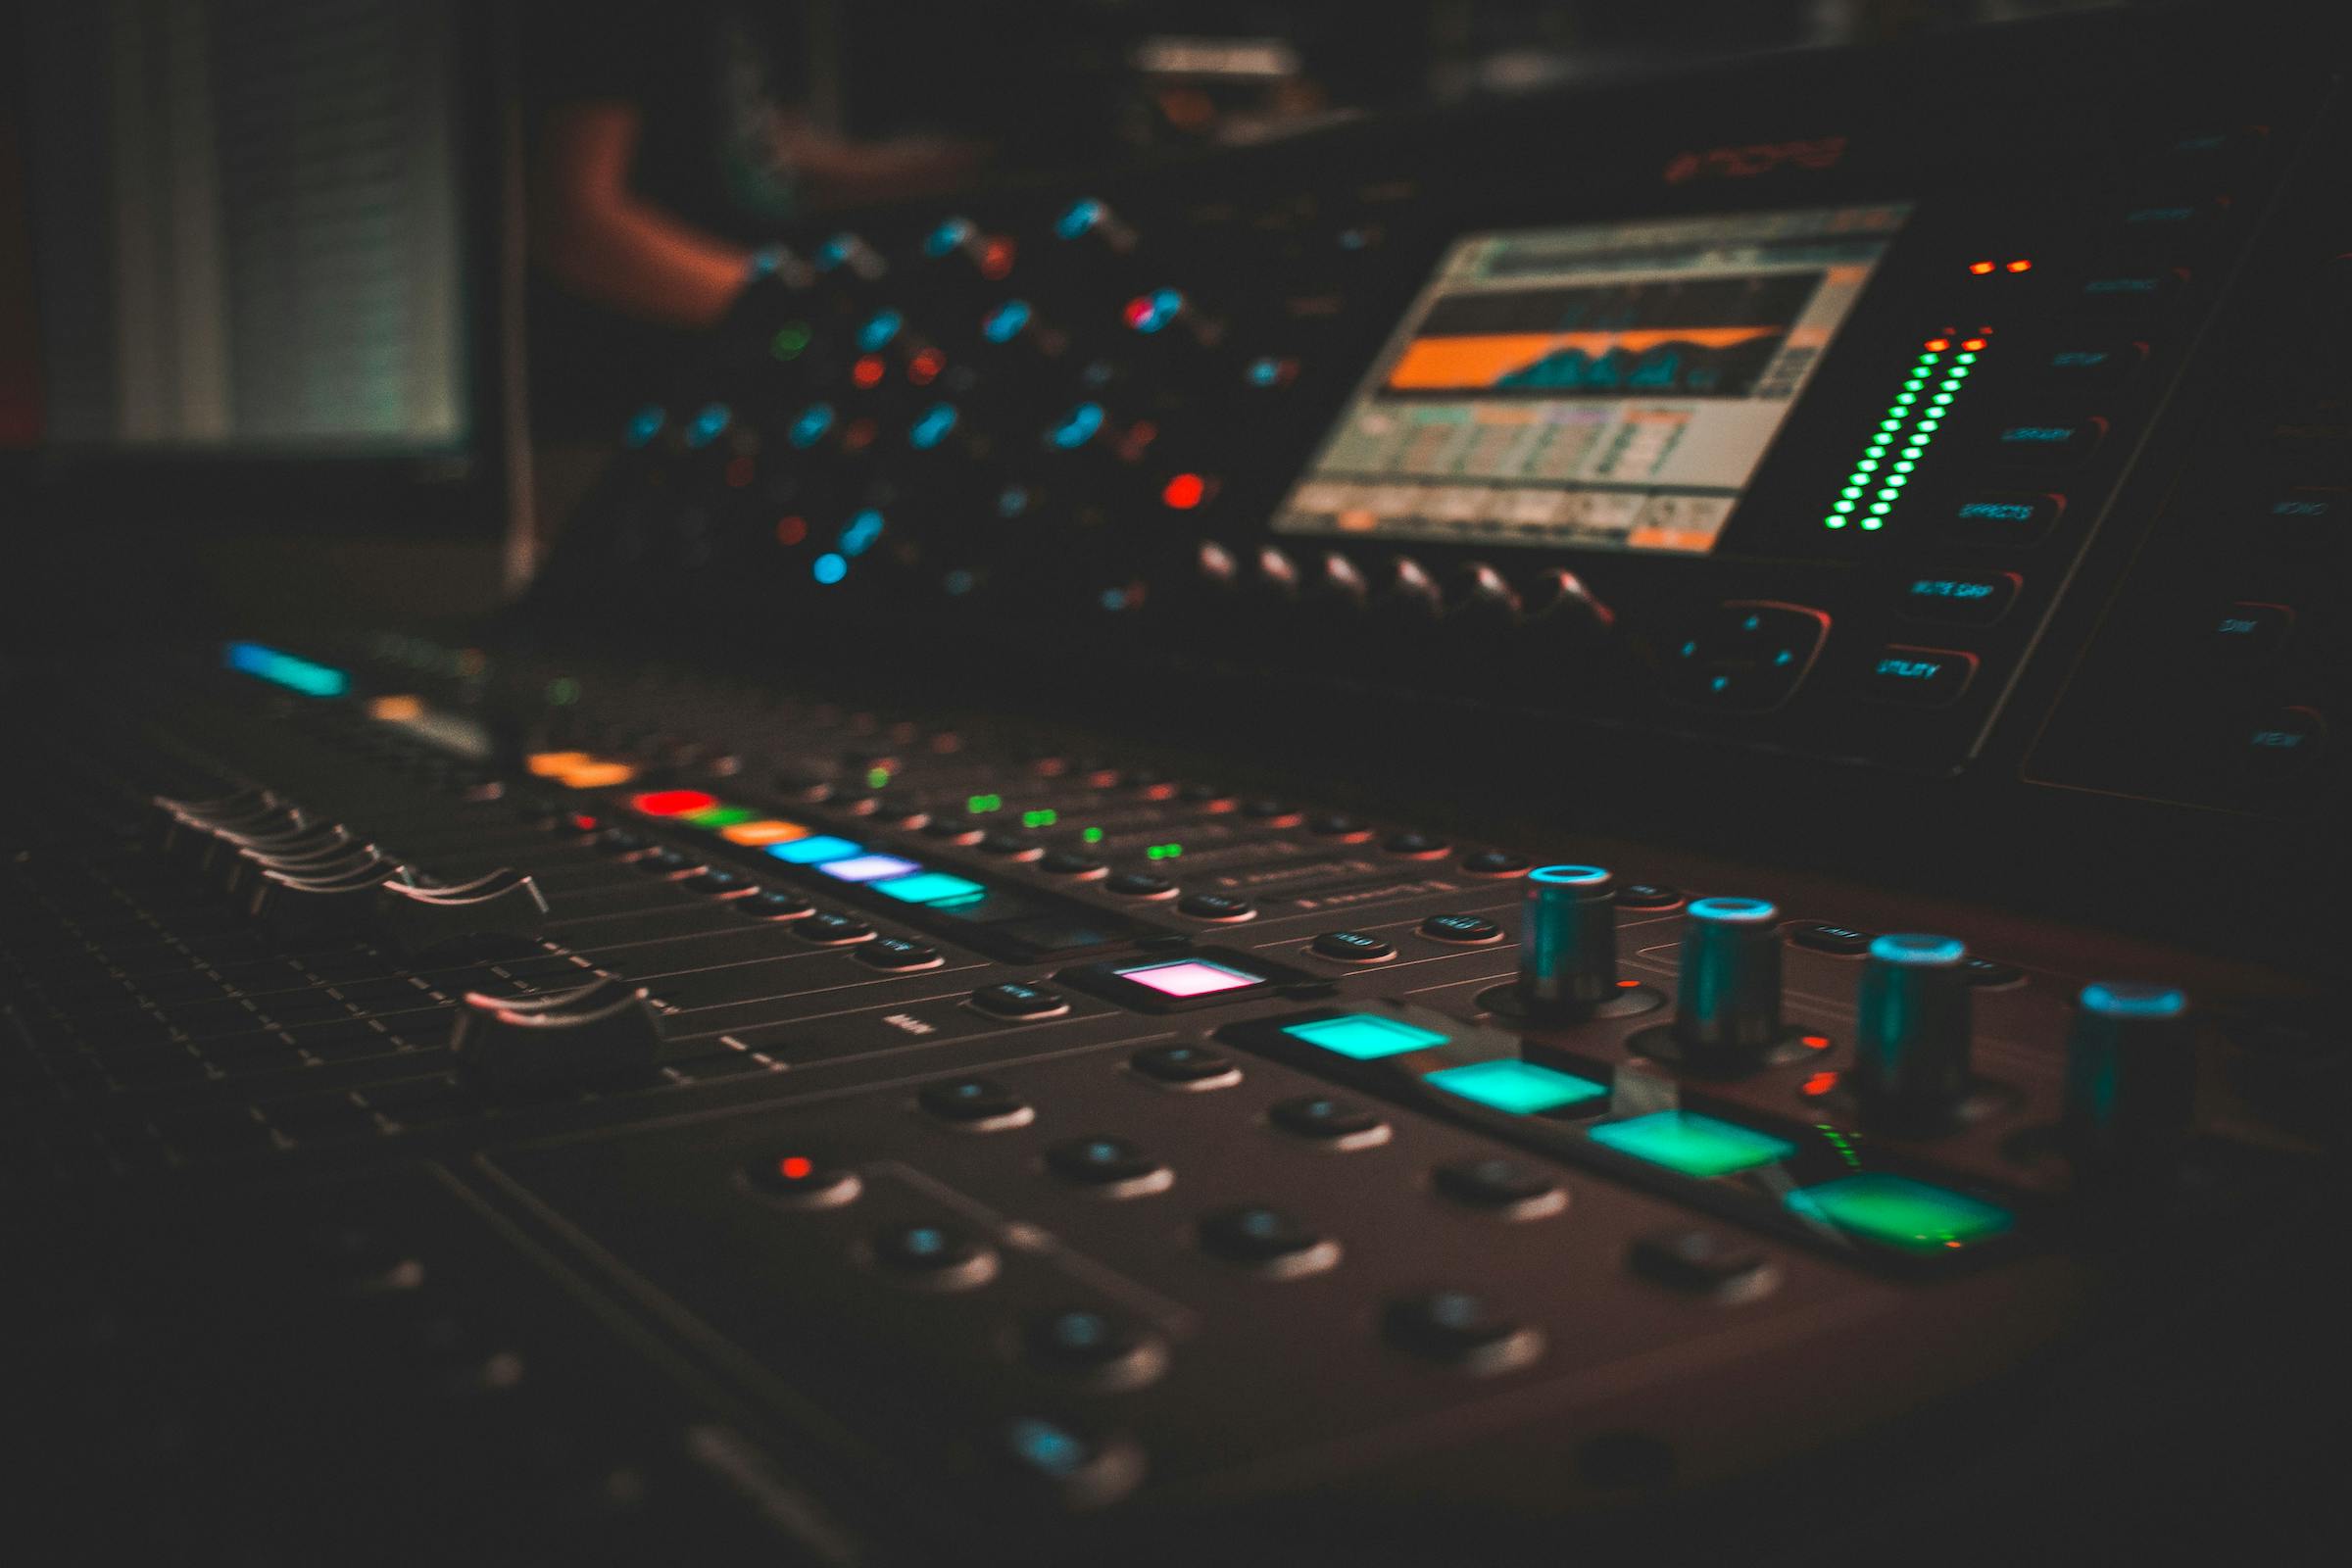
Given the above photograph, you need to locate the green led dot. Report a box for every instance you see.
[1861,516,1885,530]
[1823,515,1846,528]
[1893,394,1917,407]
[1082,826,1104,844]
[1880,419,1903,432]
[1832,500,1856,514]
[1903,378,1927,391]
[1840,485,1865,500]
[1892,461,1916,473]
[1956,352,1979,365]
[1855,460,1879,473]
[1885,473,1910,489]
[1916,417,1941,432]
[1946,366,1972,379]
[1866,442,1888,455]
[1869,502,1892,514]
[1932,393,1954,406]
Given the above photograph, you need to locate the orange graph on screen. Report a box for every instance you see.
[1386,327,1786,390]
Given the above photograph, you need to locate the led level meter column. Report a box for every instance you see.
[1825,335,1986,531]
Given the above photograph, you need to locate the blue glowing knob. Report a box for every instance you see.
[1852,933,1973,1132]
[1673,897,1784,1065]
[1519,865,1617,1021]
[2064,982,2194,1176]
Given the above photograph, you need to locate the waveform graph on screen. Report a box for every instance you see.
[1385,273,1824,400]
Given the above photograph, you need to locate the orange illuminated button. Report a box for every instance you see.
[721,819,810,847]
[632,790,719,817]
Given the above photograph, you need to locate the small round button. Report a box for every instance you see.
[1420,913,1503,945]
[1178,892,1256,922]
[1307,813,1371,841]
[1105,871,1178,900]
[857,937,943,971]
[921,819,987,846]
[592,827,649,857]
[872,1221,997,1290]
[1616,883,1685,910]
[684,867,757,898]
[1962,956,2025,987]
[971,981,1069,1019]
[1381,1291,1542,1373]
[1241,800,1302,826]
[1044,1136,1173,1198]
[978,831,1045,861]
[1627,1228,1777,1302]
[1383,831,1450,858]
[918,1076,1034,1130]
[1432,1156,1568,1219]
[1039,851,1108,878]
[1021,1307,1165,1389]
[1197,1204,1340,1277]
[1269,1095,1391,1150]
[794,911,875,945]
[745,1152,861,1208]
[637,847,703,879]
[1311,930,1396,963]
[743,890,814,921]
[1459,851,1532,877]
[1129,1043,1242,1090]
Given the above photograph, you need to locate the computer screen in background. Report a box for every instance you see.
[22,0,468,453]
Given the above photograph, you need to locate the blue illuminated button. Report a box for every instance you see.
[838,510,886,557]
[1589,1111,1795,1178]
[908,404,958,449]
[982,300,1032,343]
[811,552,850,585]
[765,835,864,864]
[222,643,349,699]
[997,1416,1137,1505]
[787,403,836,449]
[924,217,975,256]
[1427,1059,1606,1115]
[1785,1173,2014,1252]
[1047,402,1105,450]
[1989,416,2107,466]
[1284,1014,1448,1061]
[623,406,664,447]
[1936,489,2064,545]
[1054,198,1107,240]
[2253,487,2345,551]
[1899,570,2020,626]
[857,309,904,352]
[873,871,987,906]
[1862,645,1977,707]
[2211,602,2292,664]
[683,403,731,448]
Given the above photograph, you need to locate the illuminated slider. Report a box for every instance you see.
[222,642,348,698]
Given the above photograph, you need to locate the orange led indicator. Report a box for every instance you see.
[1968,260,1995,275]
[1923,337,1951,352]
[852,355,886,388]
[980,237,1015,279]
[2005,258,2033,272]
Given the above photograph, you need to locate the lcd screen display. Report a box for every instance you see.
[1275,204,1909,555]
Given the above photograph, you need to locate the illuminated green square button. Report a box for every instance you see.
[1426,1058,1606,1114]
[1589,1111,1794,1178]
[872,871,987,906]
[1785,1173,2013,1252]
[1283,1014,1450,1061]
[682,805,760,829]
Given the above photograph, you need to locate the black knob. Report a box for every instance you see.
[1446,562,1521,630]
[1522,568,1616,643]
[1369,555,1443,626]
[1249,545,1302,606]
[1850,933,1973,1132]
[1303,551,1369,614]
[2063,982,2194,1178]
[449,977,667,1091]
[375,868,551,959]
[1518,864,1617,1022]
[1672,897,1784,1066]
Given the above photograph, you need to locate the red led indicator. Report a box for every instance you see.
[852,355,886,388]
[980,237,1015,279]
[777,1155,815,1181]
[1616,979,1642,989]
[1960,337,1987,352]
[723,456,755,488]
[1802,1034,1832,1052]
[1801,1070,1839,1098]
[1968,260,1995,275]
[632,790,717,817]
[1160,472,1207,510]
[775,515,808,546]
[2005,259,2033,272]
[1923,337,1951,352]
[908,348,945,385]
[1123,296,1155,329]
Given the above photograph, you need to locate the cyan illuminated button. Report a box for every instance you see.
[873,871,988,906]
[1863,645,1977,707]
[816,853,921,883]
[766,835,864,865]
[1589,1111,1794,1178]
[1427,1059,1606,1114]
[1785,1173,2013,1251]
[1284,1014,1449,1061]
[223,642,349,698]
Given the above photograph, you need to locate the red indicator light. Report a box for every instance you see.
[852,355,886,388]
[1802,1034,1832,1051]
[1968,260,1995,275]
[1616,979,1642,989]
[1961,337,1987,352]
[1801,1070,1839,1097]
[724,456,755,488]
[564,813,600,834]
[1924,337,1951,352]
[633,789,718,817]
[908,348,945,385]
[980,237,1015,279]
[1123,295,1152,328]
[2005,258,2033,272]
[1160,472,1207,510]
[777,1155,814,1181]
[775,515,808,546]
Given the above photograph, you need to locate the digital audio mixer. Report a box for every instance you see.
[8,7,2347,1564]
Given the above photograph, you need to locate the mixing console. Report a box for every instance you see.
[7,7,2347,1564]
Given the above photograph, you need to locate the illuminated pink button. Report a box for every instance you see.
[816,854,923,883]
[1115,958,1261,998]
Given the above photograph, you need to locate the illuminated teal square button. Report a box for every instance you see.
[872,871,988,905]
[1426,1058,1606,1114]
[1589,1111,1794,1178]
[765,835,863,864]
[1283,1013,1451,1061]
[1785,1173,2013,1252]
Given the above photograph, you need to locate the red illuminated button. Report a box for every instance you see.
[633,790,718,817]
[746,1152,860,1207]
